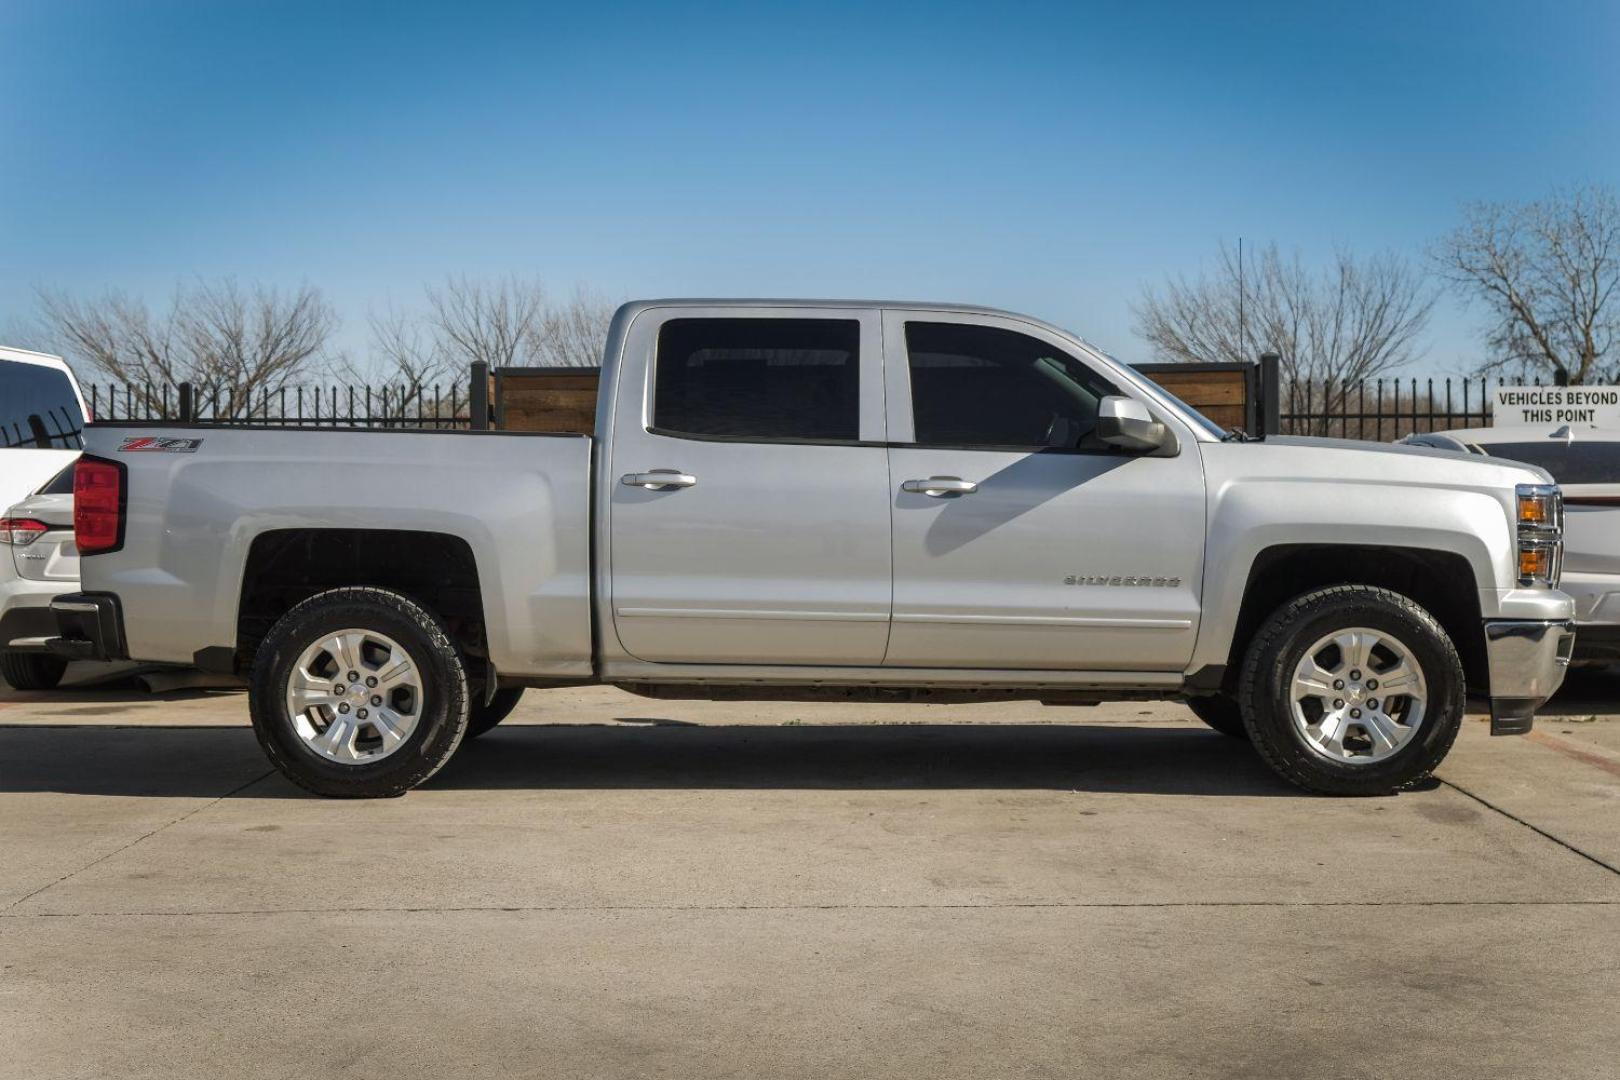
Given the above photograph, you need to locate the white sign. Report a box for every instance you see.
[1493,386,1620,428]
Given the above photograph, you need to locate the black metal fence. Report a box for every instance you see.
[47,367,1557,445]
[85,376,480,430]
[1278,376,1511,440]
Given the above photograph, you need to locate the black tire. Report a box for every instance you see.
[0,651,68,691]
[248,587,469,798]
[464,687,525,740]
[1186,693,1247,738]
[1238,585,1465,796]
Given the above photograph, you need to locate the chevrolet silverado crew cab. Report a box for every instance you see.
[45,300,1576,797]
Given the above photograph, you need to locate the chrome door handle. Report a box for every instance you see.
[621,470,697,490]
[901,476,978,497]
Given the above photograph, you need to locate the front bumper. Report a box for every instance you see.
[45,592,129,662]
[1483,619,1575,735]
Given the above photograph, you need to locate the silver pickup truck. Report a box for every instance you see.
[48,300,1576,797]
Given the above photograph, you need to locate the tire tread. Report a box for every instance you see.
[248,586,469,798]
[1237,584,1465,796]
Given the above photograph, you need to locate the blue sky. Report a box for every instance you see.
[2,0,1616,375]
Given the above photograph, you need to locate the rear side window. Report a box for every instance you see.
[40,465,77,495]
[1483,442,1620,485]
[654,318,860,442]
[0,363,84,450]
[905,322,1118,449]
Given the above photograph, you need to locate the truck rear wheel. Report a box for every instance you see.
[464,686,525,739]
[0,651,68,691]
[1186,693,1247,738]
[1237,585,1464,796]
[248,587,469,798]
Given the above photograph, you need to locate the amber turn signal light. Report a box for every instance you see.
[1519,546,1553,582]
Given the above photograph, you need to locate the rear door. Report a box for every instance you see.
[606,307,893,665]
[0,349,86,511]
[881,310,1206,671]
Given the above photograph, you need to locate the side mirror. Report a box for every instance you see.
[1096,396,1168,452]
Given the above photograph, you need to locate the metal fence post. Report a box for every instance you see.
[1257,353,1281,436]
[469,361,491,430]
[178,381,195,423]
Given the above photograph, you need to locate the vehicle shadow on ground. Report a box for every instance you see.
[1534,666,1620,717]
[435,722,1309,796]
[0,722,1314,798]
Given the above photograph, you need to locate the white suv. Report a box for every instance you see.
[1,466,78,688]
[1,347,85,689]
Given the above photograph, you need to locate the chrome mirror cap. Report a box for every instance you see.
[1097,395,1168,452]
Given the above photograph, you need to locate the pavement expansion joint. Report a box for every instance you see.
[1438,777,1620,877]
[4,899,1620,921]
[0,768,277,913]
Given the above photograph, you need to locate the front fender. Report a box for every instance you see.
[1189,472,1513,673]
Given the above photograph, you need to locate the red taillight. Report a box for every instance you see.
[74,457,125,555]
[0,518,48,546]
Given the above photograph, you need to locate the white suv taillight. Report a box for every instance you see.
[0,517,48,545]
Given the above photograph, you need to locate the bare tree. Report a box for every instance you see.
[424,275,547,370]
[363,278,616,384]
[35,279,336,396]
[1134,242,1436,387]
[363,301,455,391]
[533,287,617,368]
[1435,185,1619,385]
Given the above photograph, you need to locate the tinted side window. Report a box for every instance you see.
[1484,442,1620,485]
[40,465,77,495]
[905,322,1118,448]
[0,363,84,450]
[654,318,860,442]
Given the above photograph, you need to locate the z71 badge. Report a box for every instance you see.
[118,436,203,453]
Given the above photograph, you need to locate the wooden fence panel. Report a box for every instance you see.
[495,369,601,434]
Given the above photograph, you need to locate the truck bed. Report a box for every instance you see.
[76,424,595,678]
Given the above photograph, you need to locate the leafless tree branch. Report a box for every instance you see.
[33,279,337,398]
[1434,184,1619,384]
[362,277,616,383]
[1132,242,1436,396]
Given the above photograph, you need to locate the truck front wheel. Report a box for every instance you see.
[1238,585,1465,796]
[248,587,470,798]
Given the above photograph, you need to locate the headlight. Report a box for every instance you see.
[1515,483,1563,587]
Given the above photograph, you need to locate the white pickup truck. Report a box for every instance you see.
[44,300,1575,797]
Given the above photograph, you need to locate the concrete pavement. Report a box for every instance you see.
[2,667,1618,1078]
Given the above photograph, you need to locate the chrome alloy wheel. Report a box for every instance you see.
[1289,627,1427,764]
[285,628,423,764]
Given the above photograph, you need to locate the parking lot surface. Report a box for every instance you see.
[3,667,1619,1079]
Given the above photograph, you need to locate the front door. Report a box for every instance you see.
[607,308,892,665]
[882,312,1206,671]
